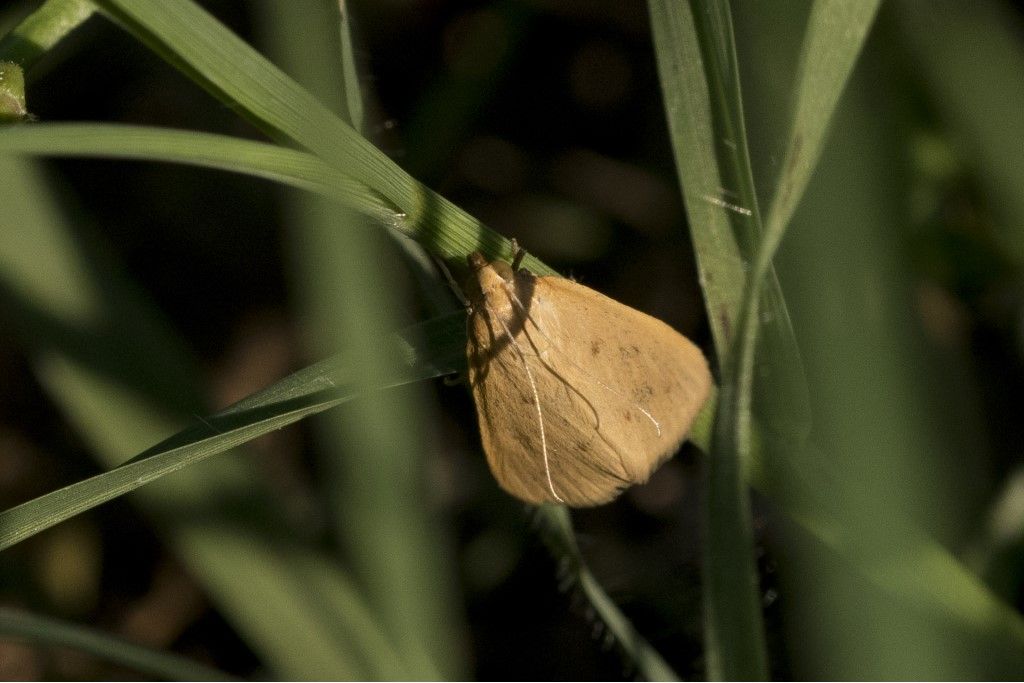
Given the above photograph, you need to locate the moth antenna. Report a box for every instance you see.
[192,413,221,434]
[488,302,564,504]
[500,281,662,437]
[433,254,470,308]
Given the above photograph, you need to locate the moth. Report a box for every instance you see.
[465,249,712,507]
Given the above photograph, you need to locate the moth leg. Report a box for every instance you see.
[442,373,466,386]
[510,238,527,272]
[433,254,471,307]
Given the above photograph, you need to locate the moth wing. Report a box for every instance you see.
[533,276,712,476]
[468,271,711,507]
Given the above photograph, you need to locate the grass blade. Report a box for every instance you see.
[256,1,466,676]
[648,1,765,676]
[534,506,679,681]
[0,607,235,681]
[0,311,465,552]
[0,153,452,678]
[3,0,529,275]
[648,0,745,355]
[705,1,880,678]
[689,0,811,439]
[0,123,390,216]
[88,0,540,276]
[336,0,364,131]
[0,0,94,68]
[0,61,26,121]
[762,0,882,240]
[653,0,882,677]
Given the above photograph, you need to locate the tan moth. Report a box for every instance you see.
[465,249,712,507]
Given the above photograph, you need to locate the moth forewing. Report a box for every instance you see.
[466,253,712,507]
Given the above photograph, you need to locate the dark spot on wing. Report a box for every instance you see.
[619,345,640,360]
[591,340,602,356]
[624,411,632,422]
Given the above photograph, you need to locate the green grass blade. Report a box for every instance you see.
[728,0,882,472]
[534,506,679,681]
[0,61,26,121]
[336,0,364,131]
[0,123,390,216]
[0,0,94,68]
[257,2,466,675]
[648,1,765,677]
[689,0,811,439]
[762,0,882,241]
[687,0,764,253]
[760,451,1024,677]
[654,0,882,677]
[2,0,532,276]
[704,1,880,678]
[0,311,464,552]
[0,607,235,681]
[648,0,745,355]
[0,153,437,678]
[758,11,1024,673]
[88,0,542,276]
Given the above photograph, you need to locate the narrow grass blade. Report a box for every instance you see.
[653,0,881,677]
[0,0,95,68]
[686,0,764,254]
[649,1,765,677]
[0,154,449,678]
[2,0,536,276]
[0,123,390,217]
[336,0,364,131]
[688,0,811,439]
[762,0,882,241]
[726,0,883,480]
[534,506,679,681]
[88,0,544,276]
[759,14,1024,672]
[761,451,1024,677]
[0,607,235,681]
[648,0,745,354]
[257,2,467,676]
[0,311,465,552]
[703,1,880,678]
[0,61,26,121]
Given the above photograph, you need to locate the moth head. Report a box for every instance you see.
[467,251,489,273]
[468,252,515,279]
[465,252,515,305]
